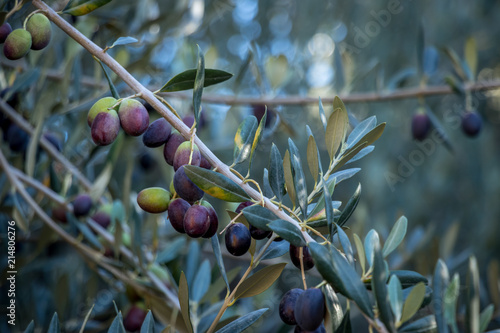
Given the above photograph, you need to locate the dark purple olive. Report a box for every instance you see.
[225,222,251,256]
[461,112,482,137]
[279,288,304,325]
[72,194,92,217]
[294,288,325,331]
[173,166,204,203]
[142,118,172,148]
[411,113,431,141]
[183,204,210,238]
[123,305,147,332]
[167,198,191,233]
[289,244,315,271]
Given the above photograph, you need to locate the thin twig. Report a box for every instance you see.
[3,58,499,106]
[0,100,94,191]
[10,164,181,309]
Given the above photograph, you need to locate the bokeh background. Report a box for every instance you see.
[1,0,500,331]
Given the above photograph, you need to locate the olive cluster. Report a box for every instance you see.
[87,97,150,146]
[1,13,52,60]
[51,193,111,231]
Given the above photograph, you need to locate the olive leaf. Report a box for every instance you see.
[63,0,112,16]
[183,165,251,202]
[160,69,233,92]
[234,263,286,300]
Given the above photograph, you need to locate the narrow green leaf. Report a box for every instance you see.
[372,248,396,333]
[423,46,440,76]
[4,69,39,102]
[353,233,366,275]
[466,256,480,333]
[242,205,276,232]
[334,310,352,333]
[192,260,211,302]
[25,320,35,333]
[48,313,60,333]
[234,263,286,300]
[318,97,327,130]
[444,273,460,332]
[330,245,374,318]
[140,311,155,333]
[211,235,230,293]
[346,145,375,165]
[289,140,307,218]
[215,308,268,333]
[345,116,376,148]
[233,116,258,165]
[390,271,428,288]
[383,215,408,257]
[403,285,433,310]
[183,165,250,202]
[323,178,335,236]
[310,243,374,318]
[262,168,274,199]
[68,215,102,250]
[479,304,494,333]
[332,142,369,173]
[179,272,194,333]
[269,143,285,202]
[156,237,186,264]
[160,69,233,92]
[63,0,112,16]
[248,107,267,171]
[307,135,319,184]
[306,194,340,225]
[388,275,403,324]
[326,168,361,187]
[186,241,200,287]
[465,37,477,80]
[107,312,125,333]
[283,150,295,207]
[364,229,380,269]
[268,219,306,247]
[337,226,354,266]
[399,315,437,333]
[323,284,344,332]
[326,107,349,160]
[193,45,205,126]
[400,282,427,324]
[443,47,468,81]
[260,239,290,261]
[110,36,138,49]
[337,183,361,227]
[310,243,348,295]
[345,123,385,157]
[433,259,450,333]
[333,96,347,114]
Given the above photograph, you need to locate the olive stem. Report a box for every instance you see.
[206,234,276,333]
[0,99,95,193]
[299,247,307,290]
